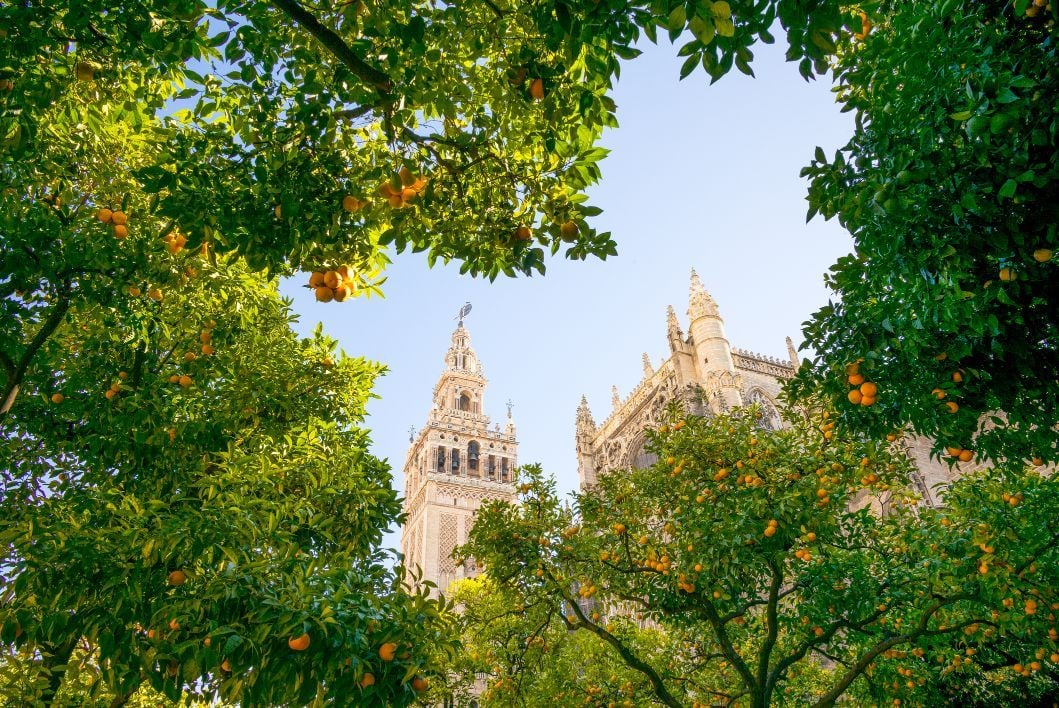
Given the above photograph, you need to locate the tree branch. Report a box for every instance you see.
[0,281,72,420]
[270,0,393,92]
[757,558,783,699]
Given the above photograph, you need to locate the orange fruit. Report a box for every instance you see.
[220,659,231,672]
[128,285,141,297]
[559,220,579,242]
[50,392,64,404]
[96,208,114,223]
[360,672,376,688]
[323,271,340,289]
[411,676,429,693]
[860,394,876,405]
[1032,456,1044,466]
[945,401,959,414]
[200,330,212,343]
[945,446,963,457]
[999,267,1015,281]
[342,195,363,212]
[169,618,180,631]
[387,193,404,208]
[763,526,776,537]
[288,632,310,651]
[168,569,187,586]
[854,10,872,39]
[952,370,963,383]
[201,344,215,356]
[847,373,865,386]
[178,374,192,388]
[315,286,334,303]
[529,78,545,100]
[104,388,118,400]
[111,210,128,226]
[274,204,282,218]
[958,449,973,463]
[203,636,211,647]
[1033,248,1053,262]
[931,388,946,399]
[847,389,863,405]
[184,351,197,362]
[113,224,129,239]
[379,642,397,661]
[322,357,335,369]
[169,374,180,384]
[401,187,417,201]
[148,288,163,301]
[859,381,878,397]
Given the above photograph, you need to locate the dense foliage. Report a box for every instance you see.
[462,408,1059,707]
[0,85,452,704]
[792,0,1059,465]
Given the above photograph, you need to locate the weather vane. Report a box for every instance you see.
[455,302,472,323]
[506,398,514,418]
[408,426,416,442]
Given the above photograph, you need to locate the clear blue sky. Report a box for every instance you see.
[279,38,854,550]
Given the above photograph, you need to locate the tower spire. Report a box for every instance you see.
[786,336,800,367]
[666,305,684,353]
[642,352,654,378]
[688,269,719,320]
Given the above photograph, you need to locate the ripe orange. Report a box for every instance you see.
[169,618,180,631]
[105,388,118,400]
[847,389,863,405]
[1033,248,1053,262]
[612,523,626,534]
[220,659,231,672]
[184,351,197,362]
[50,392,64,404]
[379,642,397,661]
[167,569,187,586]
[322,357,335,369]
[113,224,129,239]
[952,370,963,383]
[515,225,533,241]
[411,676,429,693]
[342,195,363,212]
[847,373,865,386]
[200,330,212,343]
[859,381,878,397]
[763,526,777,537]
[945,446,963,457]
[288,632,310,651]
[860,395,876,406]
[111,210,128,226]
[178,375,192,388]
[203,636,211,647]
[128,285,141,297]
[201,344,215,356]
[96,208,114,223]
[148,288,163,301]
[274,204,282,218]
[999,267,1015,282]
[559,220,578,242]
[315,286,334,303]
[401,187,417,201]
[360,672,375,688]
[529,78,545,100]
[945,401,959,414]
[323,271,340,289]
[931,388,946,399]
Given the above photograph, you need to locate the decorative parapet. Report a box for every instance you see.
[732,348,797,379]
[425,418,515,442]
[595,358,676,441]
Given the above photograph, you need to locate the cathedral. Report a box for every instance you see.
[574,270,961,506]
[399,316,518,597]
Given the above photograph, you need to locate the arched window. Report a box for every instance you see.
[459,393,471,412]
[436,446,446,472]
[746,389,782,430]
[451,449,460,472]
[468,441,480,471]
[630,439,658,470]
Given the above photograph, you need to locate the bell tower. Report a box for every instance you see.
[400,307,518,597]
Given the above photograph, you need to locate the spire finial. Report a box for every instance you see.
[506,398,514,419]
[611,385,621,410]
[688,269,720,320]
[786,336,800,366]
[455,301,472,325]
[642,352,654,377]
[408,426,416,442]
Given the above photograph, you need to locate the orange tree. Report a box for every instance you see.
[791,0,1059,466]
[461,407,1059,707]
[0,84,453,705]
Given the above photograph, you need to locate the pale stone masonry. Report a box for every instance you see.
[576,270,960,507]
[400,319,518,598]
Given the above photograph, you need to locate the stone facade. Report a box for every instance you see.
[400,319,518,598]
[576,270,959,506]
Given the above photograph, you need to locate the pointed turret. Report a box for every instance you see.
[666,305,684,354]
[611,385,622,411]
[575,395,599,489]
[686,270,741,409]
[642,353,654,378]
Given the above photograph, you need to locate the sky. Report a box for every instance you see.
[279,37,855,549]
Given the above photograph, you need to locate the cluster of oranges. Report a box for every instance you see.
[126,284,163,301]
[944,445,974,463]
[309,267,356,303]
[200,322,217,356]
[104,370,129,400]
[380,168,428,208]
[163,230,188,254]
[1023,0,1050,18]
[168,372,193,388]
[96,207,129,239]
[763,518,779,537]
[844,360,878,406]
